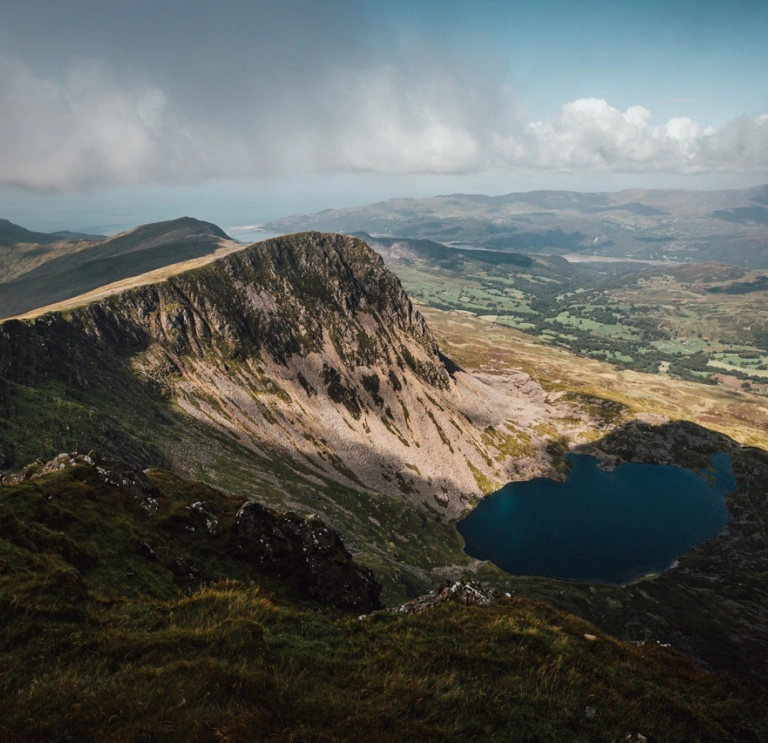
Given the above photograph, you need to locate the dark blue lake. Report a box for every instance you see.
[457,454,735,584]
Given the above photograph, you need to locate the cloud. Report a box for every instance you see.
[506,98,709,172]
[1,54,767,191]
[513,99,768,174]
[0,57,170,190]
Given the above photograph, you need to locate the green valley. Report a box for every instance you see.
[363,235,768,395]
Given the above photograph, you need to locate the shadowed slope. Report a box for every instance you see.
[0,218,64,246]
[0,217,236,319]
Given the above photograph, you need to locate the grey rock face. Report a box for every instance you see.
[235,501,383,613]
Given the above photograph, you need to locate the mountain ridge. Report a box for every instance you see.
[0,217,237,319]
[0,232,574,522]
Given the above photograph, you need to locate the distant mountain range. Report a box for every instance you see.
[265,185,768,268]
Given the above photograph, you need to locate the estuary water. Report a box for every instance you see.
[457,454,735,584]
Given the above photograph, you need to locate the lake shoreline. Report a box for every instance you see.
[457,452,735,585]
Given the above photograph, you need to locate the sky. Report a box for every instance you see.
[1,0,767,233]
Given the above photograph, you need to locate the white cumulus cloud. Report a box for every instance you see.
[501,99,762,173]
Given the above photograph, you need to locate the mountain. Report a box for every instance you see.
[0,231,549,507]
[2,231,597,601]
[0,217,238,319]
[50,230,108,240]
[0,218,68,246]
[2,228,768,737]
[352,232,537,269]
[264,185,768,268]
[0,219,103,287]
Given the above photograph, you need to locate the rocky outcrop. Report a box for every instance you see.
[356,579,496,620]
[0,451,161,498]
[585,419,738,469]
[236,501,382,612]
[393,579,496,615]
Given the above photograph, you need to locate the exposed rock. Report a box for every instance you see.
[0,232,569,518]
[1,452,96,485]
[594,419,736,469]
[235,501,382,613]
[0,451,160,499]
[171,556,205,582]
[394,579,496,615]
[138,496,159,517]
[188,500,219,534]
[138,541,160,562]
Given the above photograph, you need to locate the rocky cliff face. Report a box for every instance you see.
[0,232,556,518]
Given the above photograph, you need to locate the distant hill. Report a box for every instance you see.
[0,217,236,319]
[50,230,107,240]
[0,218,64,247]
[0,219,105,287]
[265,185,768,268]
[352,232,535,269]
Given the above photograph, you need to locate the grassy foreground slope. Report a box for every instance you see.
[1,463,765,742]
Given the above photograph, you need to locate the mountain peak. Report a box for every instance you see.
[109,216,232,245]
[0,218,63,246]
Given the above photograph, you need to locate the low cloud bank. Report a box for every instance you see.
[2,56,767,191]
